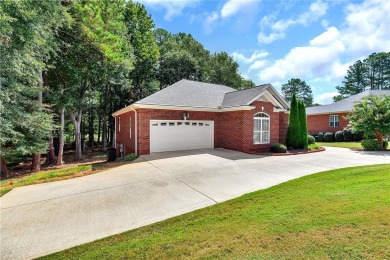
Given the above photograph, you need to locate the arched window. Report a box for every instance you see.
[254,113,270,144]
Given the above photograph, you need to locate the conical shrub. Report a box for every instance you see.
[286,94,301,149]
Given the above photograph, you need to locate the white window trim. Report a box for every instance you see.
[254,112,270,144]
[329,115,339,127]
[129,117,132,139]
[118,117,121,132]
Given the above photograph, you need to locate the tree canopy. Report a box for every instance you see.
[347,94,390,148]
[281,78,313,107]
[334,52,390,101]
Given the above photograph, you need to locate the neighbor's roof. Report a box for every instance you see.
[307,90,390,115]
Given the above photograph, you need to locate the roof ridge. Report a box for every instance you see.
[180,79,234,89]
[225,84,270,94]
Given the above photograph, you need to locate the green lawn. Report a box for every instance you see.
[318,141,363,149]
[41,164,390,259]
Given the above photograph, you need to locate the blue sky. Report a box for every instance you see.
[137,0,390,104]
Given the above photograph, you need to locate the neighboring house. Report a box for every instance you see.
[113,79,289,155]
[306,90,390,133]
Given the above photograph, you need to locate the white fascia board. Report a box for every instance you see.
[248,89,285,109]
[266,85,290,109]
[273,107,289,113]
[306,110,350,116]
[112,104,255,116]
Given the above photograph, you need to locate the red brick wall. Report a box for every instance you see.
[307,113,349,133]
[115,110,136,157]
[115,101,289,155]
[137,109,221,155]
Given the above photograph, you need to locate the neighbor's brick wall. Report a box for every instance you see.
[307,113,349,133]
[279,112,289,145]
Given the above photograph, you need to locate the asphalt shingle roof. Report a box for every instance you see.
[306,90,390,115]
[221,84,269,107]
[136,80,235,108]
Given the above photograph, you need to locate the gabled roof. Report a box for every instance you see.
[113,79,289,116]
[136,79,235,108]
[307,90,390,115]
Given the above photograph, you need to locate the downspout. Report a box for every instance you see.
[130,108,138,155]
[113,116,116,148]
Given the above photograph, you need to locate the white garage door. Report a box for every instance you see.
[150,120,214,153]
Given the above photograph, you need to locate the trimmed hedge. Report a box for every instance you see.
[343,129,353,142]
[361,139,382,151]
[324,132,335,142]
[384,140,389,149]
[318,132,324,142]
[353,131,364,141]
[307,135,315,145]
[270,143,287,153]
[335,131,344,142]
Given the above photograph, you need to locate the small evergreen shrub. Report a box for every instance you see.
[343,129,353,142]
[383,140,388,149]
[318,132,324,142]
[324,132,335,142]
[270,143,287,153]
[307,135,315,144]
[118,153,139,161]
[335,131,344,142]
[308,143,320,150]
[353,131,364,141]
[361,139,381,151]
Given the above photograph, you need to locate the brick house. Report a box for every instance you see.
[306,90,390,133]
[112,80,289,155]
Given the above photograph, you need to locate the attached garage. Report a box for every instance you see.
[150,120,214,153]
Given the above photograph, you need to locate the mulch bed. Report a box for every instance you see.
[251,147,326,156]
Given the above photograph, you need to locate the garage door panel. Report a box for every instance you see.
[150,120,214,153]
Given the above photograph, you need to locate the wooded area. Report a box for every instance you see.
[0,0,255,176]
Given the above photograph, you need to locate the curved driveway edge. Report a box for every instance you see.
[1,147,389,259]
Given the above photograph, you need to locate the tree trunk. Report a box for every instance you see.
[47,135,57,165]
[70,109,83,161]
[57,106,65,165]
[31,153,41,172]
[97,112,101,144]
[88,108,94,151]
[102,114,107,150]
[1,159,8,179]
[32,70,44,172]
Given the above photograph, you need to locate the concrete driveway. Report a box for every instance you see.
[1,147,389,259]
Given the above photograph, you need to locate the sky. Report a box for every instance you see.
[136,0,390,104]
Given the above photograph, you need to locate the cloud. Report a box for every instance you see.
[257,0,390,87]
[221,0,259,18]
[136,0,199,20]
[203,12,219,34]
[314,91,339,104]
[231,50,269,64]
[249,60,269,71]
[258,0,328,44]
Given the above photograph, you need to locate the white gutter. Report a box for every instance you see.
[133,108,138,155]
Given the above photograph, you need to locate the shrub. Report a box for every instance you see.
[270,143,287,153]
[343,129,353,142]
[118,153,139,161]
[318,132,324,142]
[353,131,364,141]
[361,139,381,151]
[324,132,335,142]
[383,140,388,149]
[307,135,315,144]
[308,143,320,150]
[298,100,308,148]
[286,94,301,149]
[335,131,344,142]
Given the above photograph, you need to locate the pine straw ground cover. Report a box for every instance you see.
[41,164,390,259]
